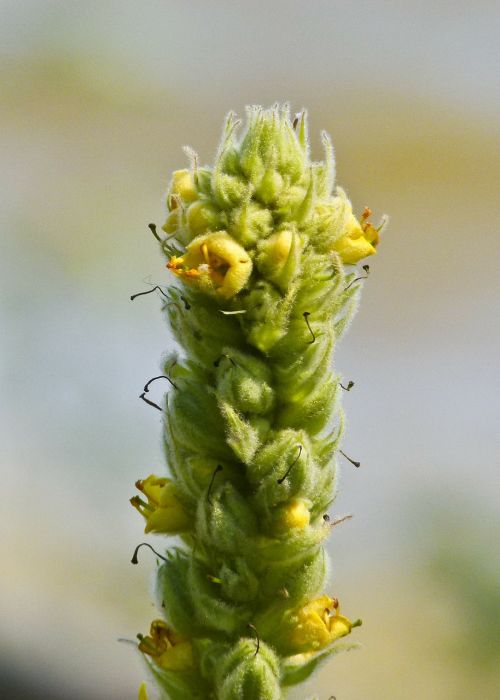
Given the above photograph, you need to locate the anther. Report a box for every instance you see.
[180,295,191,310]
[131,542,168,565]
[213,354,236,368]
[130,285,169,301]
[143,375,178,392]
[207,464,223,503]
[323,514,330,522]
[340,380,354,391]
[277,444,303,484]
[339,449,361,468]
[247,623,260,656]
[148,223,163,243]
[292,113,300,129]
[344,264,370,291]
[303,311,316,344]
[139,392,163,411]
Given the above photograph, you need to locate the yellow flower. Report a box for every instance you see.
[138,682,149,700]
[138,619,193,671]
[333,205,380,265]
[288,595,360,653]
[130,475,191,534]
[274,498,310,533]
[166,169,198,210]
[167,232,252,299]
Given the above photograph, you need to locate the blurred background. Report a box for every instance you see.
[1,1,499,698]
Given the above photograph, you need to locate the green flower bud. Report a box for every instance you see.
[255,230,302,291]
[188,558,251,635]
[219,558,260,603]
[212,172,247,209]
[194,167,213,196]
[255,168,284,205]
[238,281,293,352]
[186,200,220,237]
[228,201,273,247]
[196,481,257,556]
[216,639,282,700]
[156,551,199,637]
[215,349,274,415]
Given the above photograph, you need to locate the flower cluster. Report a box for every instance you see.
[131,106,382,699]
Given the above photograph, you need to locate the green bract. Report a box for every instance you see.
[132,105,381,699]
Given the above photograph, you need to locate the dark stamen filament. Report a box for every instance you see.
[131,542,168,565]
[277,444,303,484]
[339,449,361,468]
[143,375,178,392]
[139,392,162,411]
[130,285,169,301]
[340,380,354,391]
[148,223,162,242]
[213,354,236,368]
[344,264,370,291]
[303,312,316,344]
[247,623,260,656]
[207,465,223,503]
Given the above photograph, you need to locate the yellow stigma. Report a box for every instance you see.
[333,203,380,265]
[288,595,359,652]
[130,475,191,534]
[138,619,193,672]
[167,231,252,299]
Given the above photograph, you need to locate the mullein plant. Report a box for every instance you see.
[130,105,383,700]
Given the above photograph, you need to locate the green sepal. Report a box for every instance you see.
[167,381,233,462]
[216,638,283,700]
[219,557,260,603]
[259,548,327,604]
[188,557,251,635]
[166,290,245,366]
[275,370,340,435]
[218,400,261,464]
[155,551,199,637]
[196,481,258,556]
[281,642,360,687]
[228,199,273,246]
[238,281,297,353]
[142,653,205,700]
[256,523,329,566]
[215,348,275,416]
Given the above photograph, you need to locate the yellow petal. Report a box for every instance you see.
[334,234,377,265]
[144,503,191,534]
[167,169,198,208]
[156,641,194,671]
[275,498,310,532]
[138,475,169,506]
[183,232,252,298]
[329,613,355,641]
